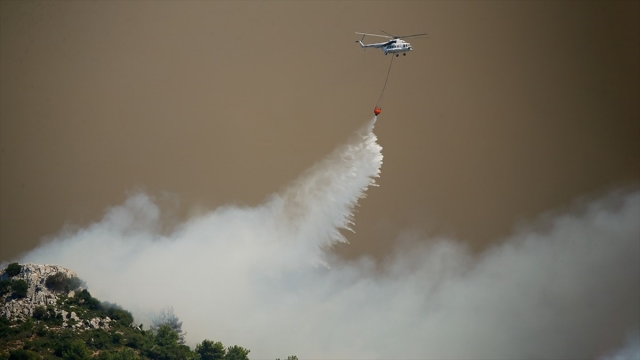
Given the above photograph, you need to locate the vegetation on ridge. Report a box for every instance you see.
[0,263,28,300]
[1,263,296,360]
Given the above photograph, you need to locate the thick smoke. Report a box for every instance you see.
[18,119,640,359]
[601,331,640,360]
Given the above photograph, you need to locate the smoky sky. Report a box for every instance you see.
[1,1,638,262]
[17,120,640,359]
[1,2,639,358]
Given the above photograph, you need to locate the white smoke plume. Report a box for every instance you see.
[17,118,640,359]
[601,331,640,360]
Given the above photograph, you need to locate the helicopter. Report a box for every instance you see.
[355,31,428,56]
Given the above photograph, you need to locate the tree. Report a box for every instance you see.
[155,325,180,347]
[45,273,83,293]
[195,340,226,360]
[224,346,250,360]
[5,263,22,277]
[151,306,186,345]
[146,325,195,360]
[11,280,28,298]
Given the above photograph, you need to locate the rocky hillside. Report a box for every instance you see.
[0,263,261,360]
[1,263,81,321]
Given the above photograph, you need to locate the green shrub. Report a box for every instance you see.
[124,331,153,350]
[96,350,140,360]
[112,349,139,360]
[33,306,47,320]
[11,280,28,298]
[75,289,101,310]
[5,263,22,277]
[82,329,115,351]
[105,306,133,326]
[24,337,49,353]
[35,324,48,337]
[0,317,15,339]
[43,306,63,326]
[8,349,39,360]
[96,352,113,360]
[18,319,34,332]
[0,280,11,296]
[10,280,28,298]
[62,340,91,360]
[55,339,91,360]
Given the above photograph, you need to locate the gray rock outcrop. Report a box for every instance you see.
[1,263,115,332]
[0,263,80,321]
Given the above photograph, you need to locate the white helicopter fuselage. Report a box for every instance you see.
[356,39,413,55]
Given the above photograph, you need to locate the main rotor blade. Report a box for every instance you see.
[398,32,429,39]
[380,30,397,38]
[355,32,393,39]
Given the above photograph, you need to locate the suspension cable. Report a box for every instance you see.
[375,55,395,107]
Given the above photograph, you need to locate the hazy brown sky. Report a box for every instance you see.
[1,1,638,262]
